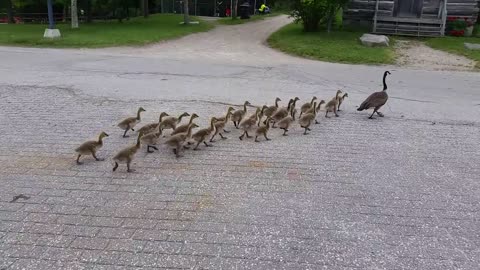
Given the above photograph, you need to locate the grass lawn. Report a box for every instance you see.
[0,14,213,48]
[217,12,282,25]
[425,35,480,68]
[268,23,395,65]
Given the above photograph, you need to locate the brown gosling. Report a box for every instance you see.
[271,98,293,128]
[299,102,318,135]
[263,97,281,119]
[289,97,300,120]
[112,132,142,172]
[171,113,199,136]
[210,111,233,142]
[257,105,267,127]
[192,117,217,150]
[357,71,390,119]
[140,124,162,153]
[325,90,343,118]
[255,117,272,142]
[231,101,251,129]
[137,112,169,135]
[239,107,261,140]
[75,131,109,164]
[160,112,190,131]
[305,99,326,124]
[299,96,317,118]
[118,107,146,137]
[338,92,348,111]
[277,106,295,136]
[164,123,198,158]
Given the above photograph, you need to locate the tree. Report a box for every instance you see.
[6,0,15,24]
[71,0,79,28]
[142,0,149,18]
[183,0,189,24]
[291,0,346,32]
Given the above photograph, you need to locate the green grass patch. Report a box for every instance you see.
[217,12,282,25]
[425,35,480,68]
[268,23,395,65]
[0,14,213,48]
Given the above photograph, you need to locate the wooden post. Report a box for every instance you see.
[441,0,448,36]
[373,0,380,33]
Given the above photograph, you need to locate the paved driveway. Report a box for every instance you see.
[0,16,479,269]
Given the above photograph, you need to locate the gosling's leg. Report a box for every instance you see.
[223,129,230,133]
[315,119,319,124]
[368,110,376,119]
[112,162,119,172]
[334,106,339,117]
[282,128,288,136]
[122,129,129,138]
[239,131,245,140]
[210,134,217,143]
[194,141,201,150]
[204,141,212,147]
[91,151,103,161]
[264,134,271,141]
[325,111,330,118]
[255,136,259,142]
[76,154,83,165]
[147,145,154,153]
[127,162,135,172]
[299,112,303,118]
[303,128,308,135]
[245,131,252,138]
[376,111,384,117]
[219,133,227,139]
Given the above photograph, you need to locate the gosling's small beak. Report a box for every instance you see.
[105,133,110,137]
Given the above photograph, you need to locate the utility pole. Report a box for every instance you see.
[44,0,61,38]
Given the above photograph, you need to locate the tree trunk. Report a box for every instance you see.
[71,0,79,28]
[86,0,92,23]
[232,0,238,18]
[143,0,149,17]
[6,0,15,24]
[62,2,67,22]
[183,0,190,24]
[327,7,334,33]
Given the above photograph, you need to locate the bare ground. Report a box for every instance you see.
[395,39,476,71]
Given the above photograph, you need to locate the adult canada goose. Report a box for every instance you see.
[137,112,169,135]
[338,93,348,111]
[231,101,251,128]
[75,132,109,164]
[357,71,391,119]
[299,96,317,118]
[118,107,146,137]
[112,132,142,172]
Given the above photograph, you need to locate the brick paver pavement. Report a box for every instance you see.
[1,16,480,270]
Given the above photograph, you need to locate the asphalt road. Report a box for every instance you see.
[0,16,479,269]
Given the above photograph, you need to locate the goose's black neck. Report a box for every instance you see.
[383,71,390,91]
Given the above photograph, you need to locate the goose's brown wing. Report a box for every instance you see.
[358,92,388,111]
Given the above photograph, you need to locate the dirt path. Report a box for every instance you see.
[395,40,476,71]
[103,15,297,64]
